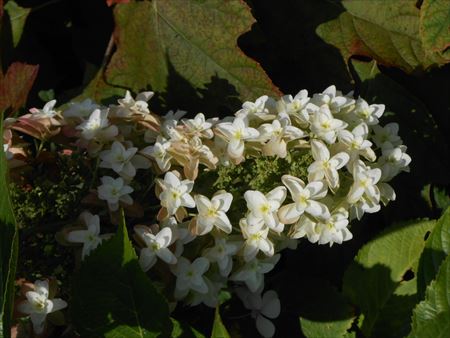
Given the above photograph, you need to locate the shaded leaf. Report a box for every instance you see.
[420,0,450,61]
[211,307,230,338]
[417,207,450,297]
[171,318,205,338]
[0,115,18,338]
[105,0,280,104]
[343,219,435,337]
[317,0,447,73]
[299,281,355,338]
[71,210,172,337]
[408,254,450,338]
[106,0,130,7]
[3,1,30,47]
[0,62,39,115]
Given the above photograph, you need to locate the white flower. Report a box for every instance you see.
[308,139,349,191]
[347,161,381,205]
[244,186,287,233]
[187,275,225,308]
[29,100,58,119]
[291,210,352,246]
[203,237,241,276]
[372,122,402,148]
[141,136,172,172]
[162,217,196,257]
[238,289,281,338]
[276,89,310,125]
[63,99,100,119]
[135,226,177,271]
[76,109,118,141]
[17,280,67,334]
[97,176,134,211]
[3,143,13,160]
[113,90,154,117]
[338,123,376,162]
[378,144,412,181]
[350,97,385,125]
[172,256,210,300]
[310,105,348,144]
[182,113,215,138]
[215,117,259,159]
[193,192,233,235]
[157,171,195,216]
[99,141,149,179]
[310,85,354,113]
[230,254,280,292]
[240,218,274,261]
[236,95,275,121]
[258,117,305,158]
[66,211,112,259]
[278,175,329,224]
[378,182,396,206]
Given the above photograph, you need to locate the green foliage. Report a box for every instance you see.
[317,0,449,73]
[0,116,18,338]
[10,153,90,228]
[71,210,172,337]
[408,254,450,338]
[171,318,205,338]
[211,307,230,338]
[417,207,450,297]
[420,0,450,62]
[3,0,30,48]
[342,219,435,337]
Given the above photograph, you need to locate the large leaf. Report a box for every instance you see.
[408,254,450,338]
[211,307,230,338]
[104,0,280,106]
[317,0,448,73]
[0,115,18,338]
[343,219,435,337]
[0,62,39,116]
[420,0,450,62]
[71,211,172,337]
[417,207,450,297]
[299,281,355,338]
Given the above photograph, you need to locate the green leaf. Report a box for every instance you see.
[171,318,205,338]
[299,282,355,338]
[317,0,447,73]
[0,113,18,338]
[211,307,230,338]
[417,207,450,297]
[420,0,450,62]
[105,0,280,104]
[4,0,30,47]
[409,254,450,338]
[71,210,172,337]
[343,219,435,337]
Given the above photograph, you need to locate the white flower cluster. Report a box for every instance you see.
[11,86,410,337]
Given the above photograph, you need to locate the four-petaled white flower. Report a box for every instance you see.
[372,122,402,148]
[244,186,287,233]
[17,280,67,334]
[310,105,348,144]
[277,90,310,124]
[113,90,154,117]
[238,289,281,338]
[278,175,329,224]
[236,95,275,121]
[29,100,58,119]
[258,117,305,158]
[215,117,259,159]
[172,256,210,299]
[347,161,381,205]
[135,226,177,271]
[230,255,280,292]
[157,171,195,216]
[203,237,241,276]
[66,211,112,259]
[182,113,215,138]
[311,85,354,113]
[240,218,274,261]
[141,136,172,172]
[63,98,100,119]
[338,123,376,162]
[193,192,233,235]
[97,176,134,211]
[378,144,412,181]
[351,97,385,125]
[76,109,118,141]
[308,139,349,191]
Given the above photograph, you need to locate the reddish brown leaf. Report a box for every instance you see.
[0,62,39,115]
